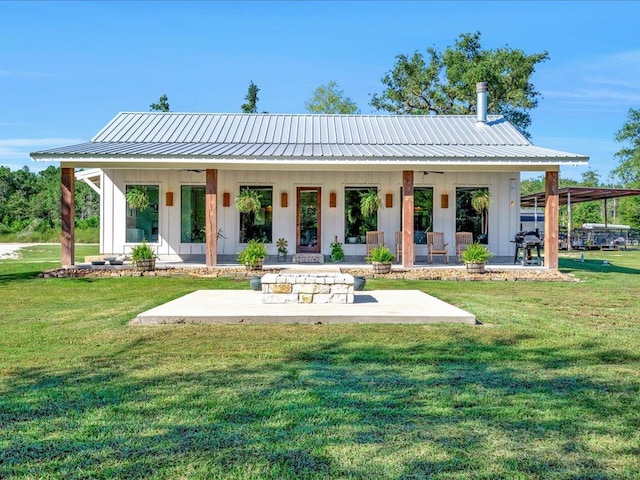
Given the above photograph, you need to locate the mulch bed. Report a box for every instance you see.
[40,265,579,282]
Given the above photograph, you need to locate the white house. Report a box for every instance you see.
[31,83,588,269]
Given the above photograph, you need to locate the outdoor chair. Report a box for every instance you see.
[427,231,449,264]
[366,231,385,258]
[394,231,416,263]
[455,232,474,262]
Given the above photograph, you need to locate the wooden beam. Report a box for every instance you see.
[61,167,75,266]
[402,171,414,268]
[205,169,218,267]
[544,171,559,269]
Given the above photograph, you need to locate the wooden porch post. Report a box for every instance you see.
[402,170,414,268]
[205,169,218,267]
[61,167,75,266]
[544,171,559,269]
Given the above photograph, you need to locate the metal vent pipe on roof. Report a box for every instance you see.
[476,82,488,123]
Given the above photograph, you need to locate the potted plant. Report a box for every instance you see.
[276,238,288,262]
[130,239,156,271]
[235,188,262,214]
[330,241,344,262]
[126,186,150,210]
[367,244,394,274]
[460,242,493,273]
[360,189,383,218]
[237,239,267,271]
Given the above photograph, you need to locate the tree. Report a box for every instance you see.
[611,108,640,187]
[241,81,260,113]
[610,108,640,228]
[370,32,549,138]
[305,81,360,114]
[149,94,170,112]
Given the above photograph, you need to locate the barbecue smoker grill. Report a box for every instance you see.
[513,230,543,266]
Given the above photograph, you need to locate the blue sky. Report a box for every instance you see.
[2,1,639,181]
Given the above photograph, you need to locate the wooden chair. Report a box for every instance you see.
[366,231,385,257]
[427,232,449,264]
[455,232,474,262]
[395,231,416,263]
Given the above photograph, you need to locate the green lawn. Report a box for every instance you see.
[1,246,639,479]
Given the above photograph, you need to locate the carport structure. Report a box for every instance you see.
[521,187,640,250]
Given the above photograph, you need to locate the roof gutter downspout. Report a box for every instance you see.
[476,82,488,124]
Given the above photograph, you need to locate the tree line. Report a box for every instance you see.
[0,165,99,239]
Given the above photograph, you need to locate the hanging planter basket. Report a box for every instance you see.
[235,189,262,214]
[126,186,150,210]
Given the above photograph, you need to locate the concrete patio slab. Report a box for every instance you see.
[131,289,477,325]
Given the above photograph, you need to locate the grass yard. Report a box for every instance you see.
[1,246,639,479]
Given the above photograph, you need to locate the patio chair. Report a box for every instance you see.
[366,231,385,258]
[455,232,474,262]
[394,231,416,263]
[427,231,449,264]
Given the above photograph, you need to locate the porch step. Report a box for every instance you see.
[293,253,324,264]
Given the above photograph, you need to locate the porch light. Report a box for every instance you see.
[385,193,393,208]
[223,192,231,207]
[165,191,174,207]
[441,194,449,209]
[329,192,337,208]
[281,192,288,208]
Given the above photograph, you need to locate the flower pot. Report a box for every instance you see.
[465,262,485,274]
[372,262,392,274]
[136,258,156,271]
[250,275,262,291]
[353,276,366,291]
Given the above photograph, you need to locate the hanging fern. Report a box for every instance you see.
[126,186,150,210]
[360,189,383,218]
[471,189,490,214]
[235,189,262,214]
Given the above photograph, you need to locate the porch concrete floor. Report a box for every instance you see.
[131,288,477,325]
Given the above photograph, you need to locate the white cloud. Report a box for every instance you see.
[0,138,83,169]
[542,49,640,108]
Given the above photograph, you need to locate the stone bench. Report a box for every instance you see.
[261,273,354,304]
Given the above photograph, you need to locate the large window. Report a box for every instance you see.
[239,186,273,243]
[456,187,490,244]
[413,187,433,244]
[181,185,206,243]
[398,187,433,244]
[344,187,378,244]
[125,185,159,243]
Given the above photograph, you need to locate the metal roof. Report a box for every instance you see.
[521,187,640,207]
[31,112,589,164]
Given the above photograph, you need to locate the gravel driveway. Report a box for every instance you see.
[0,243,33,259]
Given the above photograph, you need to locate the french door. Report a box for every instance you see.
[296,187,321,253]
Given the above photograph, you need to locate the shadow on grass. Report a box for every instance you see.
[1,335,637,479]
[0,269,48,284]
[560,257,640,275]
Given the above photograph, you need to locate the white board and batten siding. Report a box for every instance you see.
[100,168,520,260]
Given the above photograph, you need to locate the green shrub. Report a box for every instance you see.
[237,239,267,269]
[368,245,395,263]
[330,241,344,262]
[131,240,156,263]
[461,242,493,263]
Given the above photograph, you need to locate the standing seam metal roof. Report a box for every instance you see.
[91,112,529,145]
[30,112,589,162]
